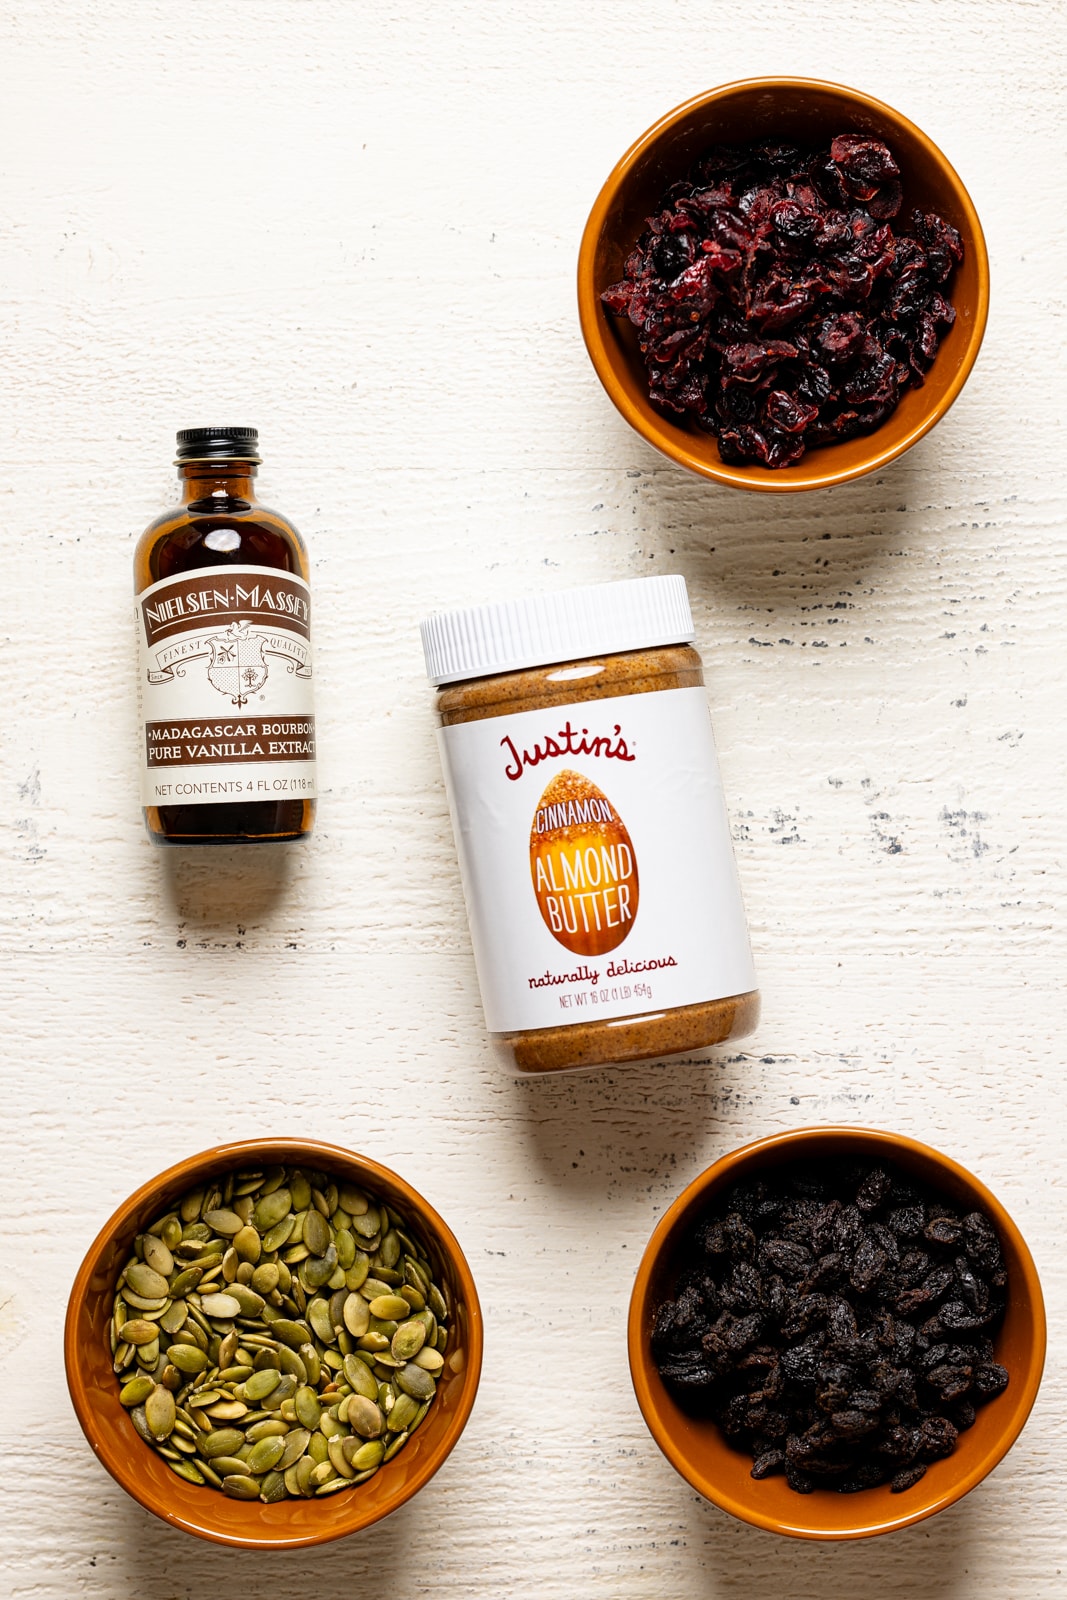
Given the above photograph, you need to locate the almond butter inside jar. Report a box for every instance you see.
[421,575,759,1073]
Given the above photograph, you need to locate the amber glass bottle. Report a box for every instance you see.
[134,427,317,845]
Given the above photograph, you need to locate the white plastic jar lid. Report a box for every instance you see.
[420,574,695,685]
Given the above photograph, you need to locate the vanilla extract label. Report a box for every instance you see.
[438,686,756,1033]
[145,717,316,768]
[137,566,317,807]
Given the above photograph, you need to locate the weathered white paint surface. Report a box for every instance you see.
[1,2,1064,1595]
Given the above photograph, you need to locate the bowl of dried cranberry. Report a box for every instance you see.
[578,79,989,490]
[628,1127,1044,1539]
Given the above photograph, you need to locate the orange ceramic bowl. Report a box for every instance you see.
[65,1138,483,1549]
[578,79,989,491]
[628,1127,1044,1539]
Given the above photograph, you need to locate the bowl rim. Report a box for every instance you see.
[627,1125,1046,1540]
[577,76,990,493]
[64,1136,484,1549]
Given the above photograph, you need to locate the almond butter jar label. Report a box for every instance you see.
[136,565,317,807]
[438,686,755,1033]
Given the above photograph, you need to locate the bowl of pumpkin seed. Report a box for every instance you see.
[64,1138,483,1547]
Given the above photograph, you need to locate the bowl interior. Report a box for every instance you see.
[630,1129,1044,1539]
[66,1139,482,1549]
[581,80,988,490]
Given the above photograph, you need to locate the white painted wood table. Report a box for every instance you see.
[1,2,1064,1595]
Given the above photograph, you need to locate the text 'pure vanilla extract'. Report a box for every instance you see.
[134,427,317,845]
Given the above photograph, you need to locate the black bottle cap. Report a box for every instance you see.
[176,426,261,462]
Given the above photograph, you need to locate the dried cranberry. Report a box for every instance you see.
[600,133,961,466]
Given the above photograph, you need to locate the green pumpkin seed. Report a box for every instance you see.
[251,1262,280,1295]
[221,1474,261,1500]
[108,1162,449,1504]
[378,1230,402,1269]
[159,1301,188,1335]
[347,1395,384,1439]
[343,1355,380,1401]
[350,1439,384,1472]
[201,1428,247,1458]
[260,1468,288,1503]
[353,1209,380,1242]
[119,1375,155,1408]
[160,1216,183,1251]
[382,1431,409,1462]
[272,1318,311,1349]
[391,1319,426,1362]
[261,1213,296,1252]
[245,1435,286,1474]
[337,1183,366,1215]
[253,1189,292,1231]
[277,1427,311,1470]
[358,1332,391,1354]
[315,1475,353,1495]
[232,1225,262,1264]
[168,1266,204,1298]
[135,1338,160,1369]
[388,1392,420,1432]
[346,1254,371,1291]
[396,1363,436,1402]
[168,1344,209,1375]
[276,1344,307,1383]
[199,1292,241,1320]
[307,1297,335,1344]
[244,1368,281,1402]
[293,1385,321,1429]
[227,1284,266,1317]
[207,1401,249,1422]
[342,1294,370,1338]
[327,1436,356,1479]
[145,1385,176,1440]
[303,1208,330,1257]
[141,1235,174,1277]
[368,1294,411,1321]
[120,1318,159,1347]
[245,1418,289,1443]
[126,1262,170,1299]
[303,1244,338,1290]
[202,1208,244,1237]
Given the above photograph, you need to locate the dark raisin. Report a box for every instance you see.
[890,1463,928,1493]
[973,1363,1010,1399]
[651,1157,1008,1497]
[750,1448,786,1479]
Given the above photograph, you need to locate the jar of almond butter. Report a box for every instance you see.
[421,575,759,1073]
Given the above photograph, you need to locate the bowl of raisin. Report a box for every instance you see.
[628,1127,1044,1539]
[578,79,989,490]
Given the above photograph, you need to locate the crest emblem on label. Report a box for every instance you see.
[206,621,268,706]
[529,769,639,957]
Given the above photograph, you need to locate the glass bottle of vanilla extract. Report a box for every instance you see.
[134,427,317,845]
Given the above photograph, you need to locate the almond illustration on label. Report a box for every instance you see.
[529,769,639,956]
